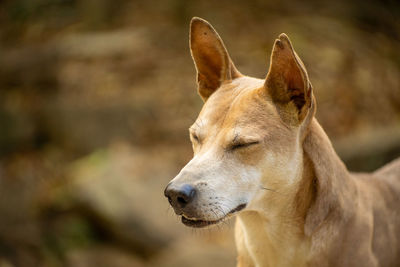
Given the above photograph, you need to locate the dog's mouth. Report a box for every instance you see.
[181,203,247,228]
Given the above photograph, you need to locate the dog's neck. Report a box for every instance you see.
[303,118,357,233]
[236,118,357,266]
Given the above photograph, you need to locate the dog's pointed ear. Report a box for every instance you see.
[265,34,313,125]
[190,17,241,101]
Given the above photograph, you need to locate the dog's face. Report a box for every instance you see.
[164,17,314,228]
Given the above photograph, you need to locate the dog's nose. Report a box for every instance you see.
[164,184,196,209]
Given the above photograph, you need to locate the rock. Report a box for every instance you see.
[44,142,191,258]
[42,141,237,265]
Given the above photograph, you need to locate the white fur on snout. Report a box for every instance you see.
[169,138,303,222]
[171,148,263,222]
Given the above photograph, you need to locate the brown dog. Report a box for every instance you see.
[164,17,400,267]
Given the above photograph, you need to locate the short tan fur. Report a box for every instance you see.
[164,17,400,267]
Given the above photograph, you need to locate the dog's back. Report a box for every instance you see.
[374,157,400,187]
[353,158,400,266]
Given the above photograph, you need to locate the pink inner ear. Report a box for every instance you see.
[287,60,304,92]
[265,34,312,122]
[193,45,225,99]
[195,45,224,84]
[190,18,234,100]
[286,59,306,110]
[191,28,228,86]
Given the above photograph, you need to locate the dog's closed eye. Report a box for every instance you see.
[230,141,260,151]
[192,134,200,142]
[190,132,201,144]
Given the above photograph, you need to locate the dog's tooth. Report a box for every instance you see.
[183,214,199,221]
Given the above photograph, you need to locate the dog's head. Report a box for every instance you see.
[164,17,315,228]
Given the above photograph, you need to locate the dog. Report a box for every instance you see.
[164,17,400,267]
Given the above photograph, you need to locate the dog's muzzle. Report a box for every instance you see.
[164,182,246,228]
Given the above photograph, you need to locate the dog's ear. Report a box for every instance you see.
[265,34,313,125]
[190,17,241,101]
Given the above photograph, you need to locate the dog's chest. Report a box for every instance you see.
[236,215,309,267]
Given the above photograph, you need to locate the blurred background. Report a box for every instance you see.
[0,0,399,266]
